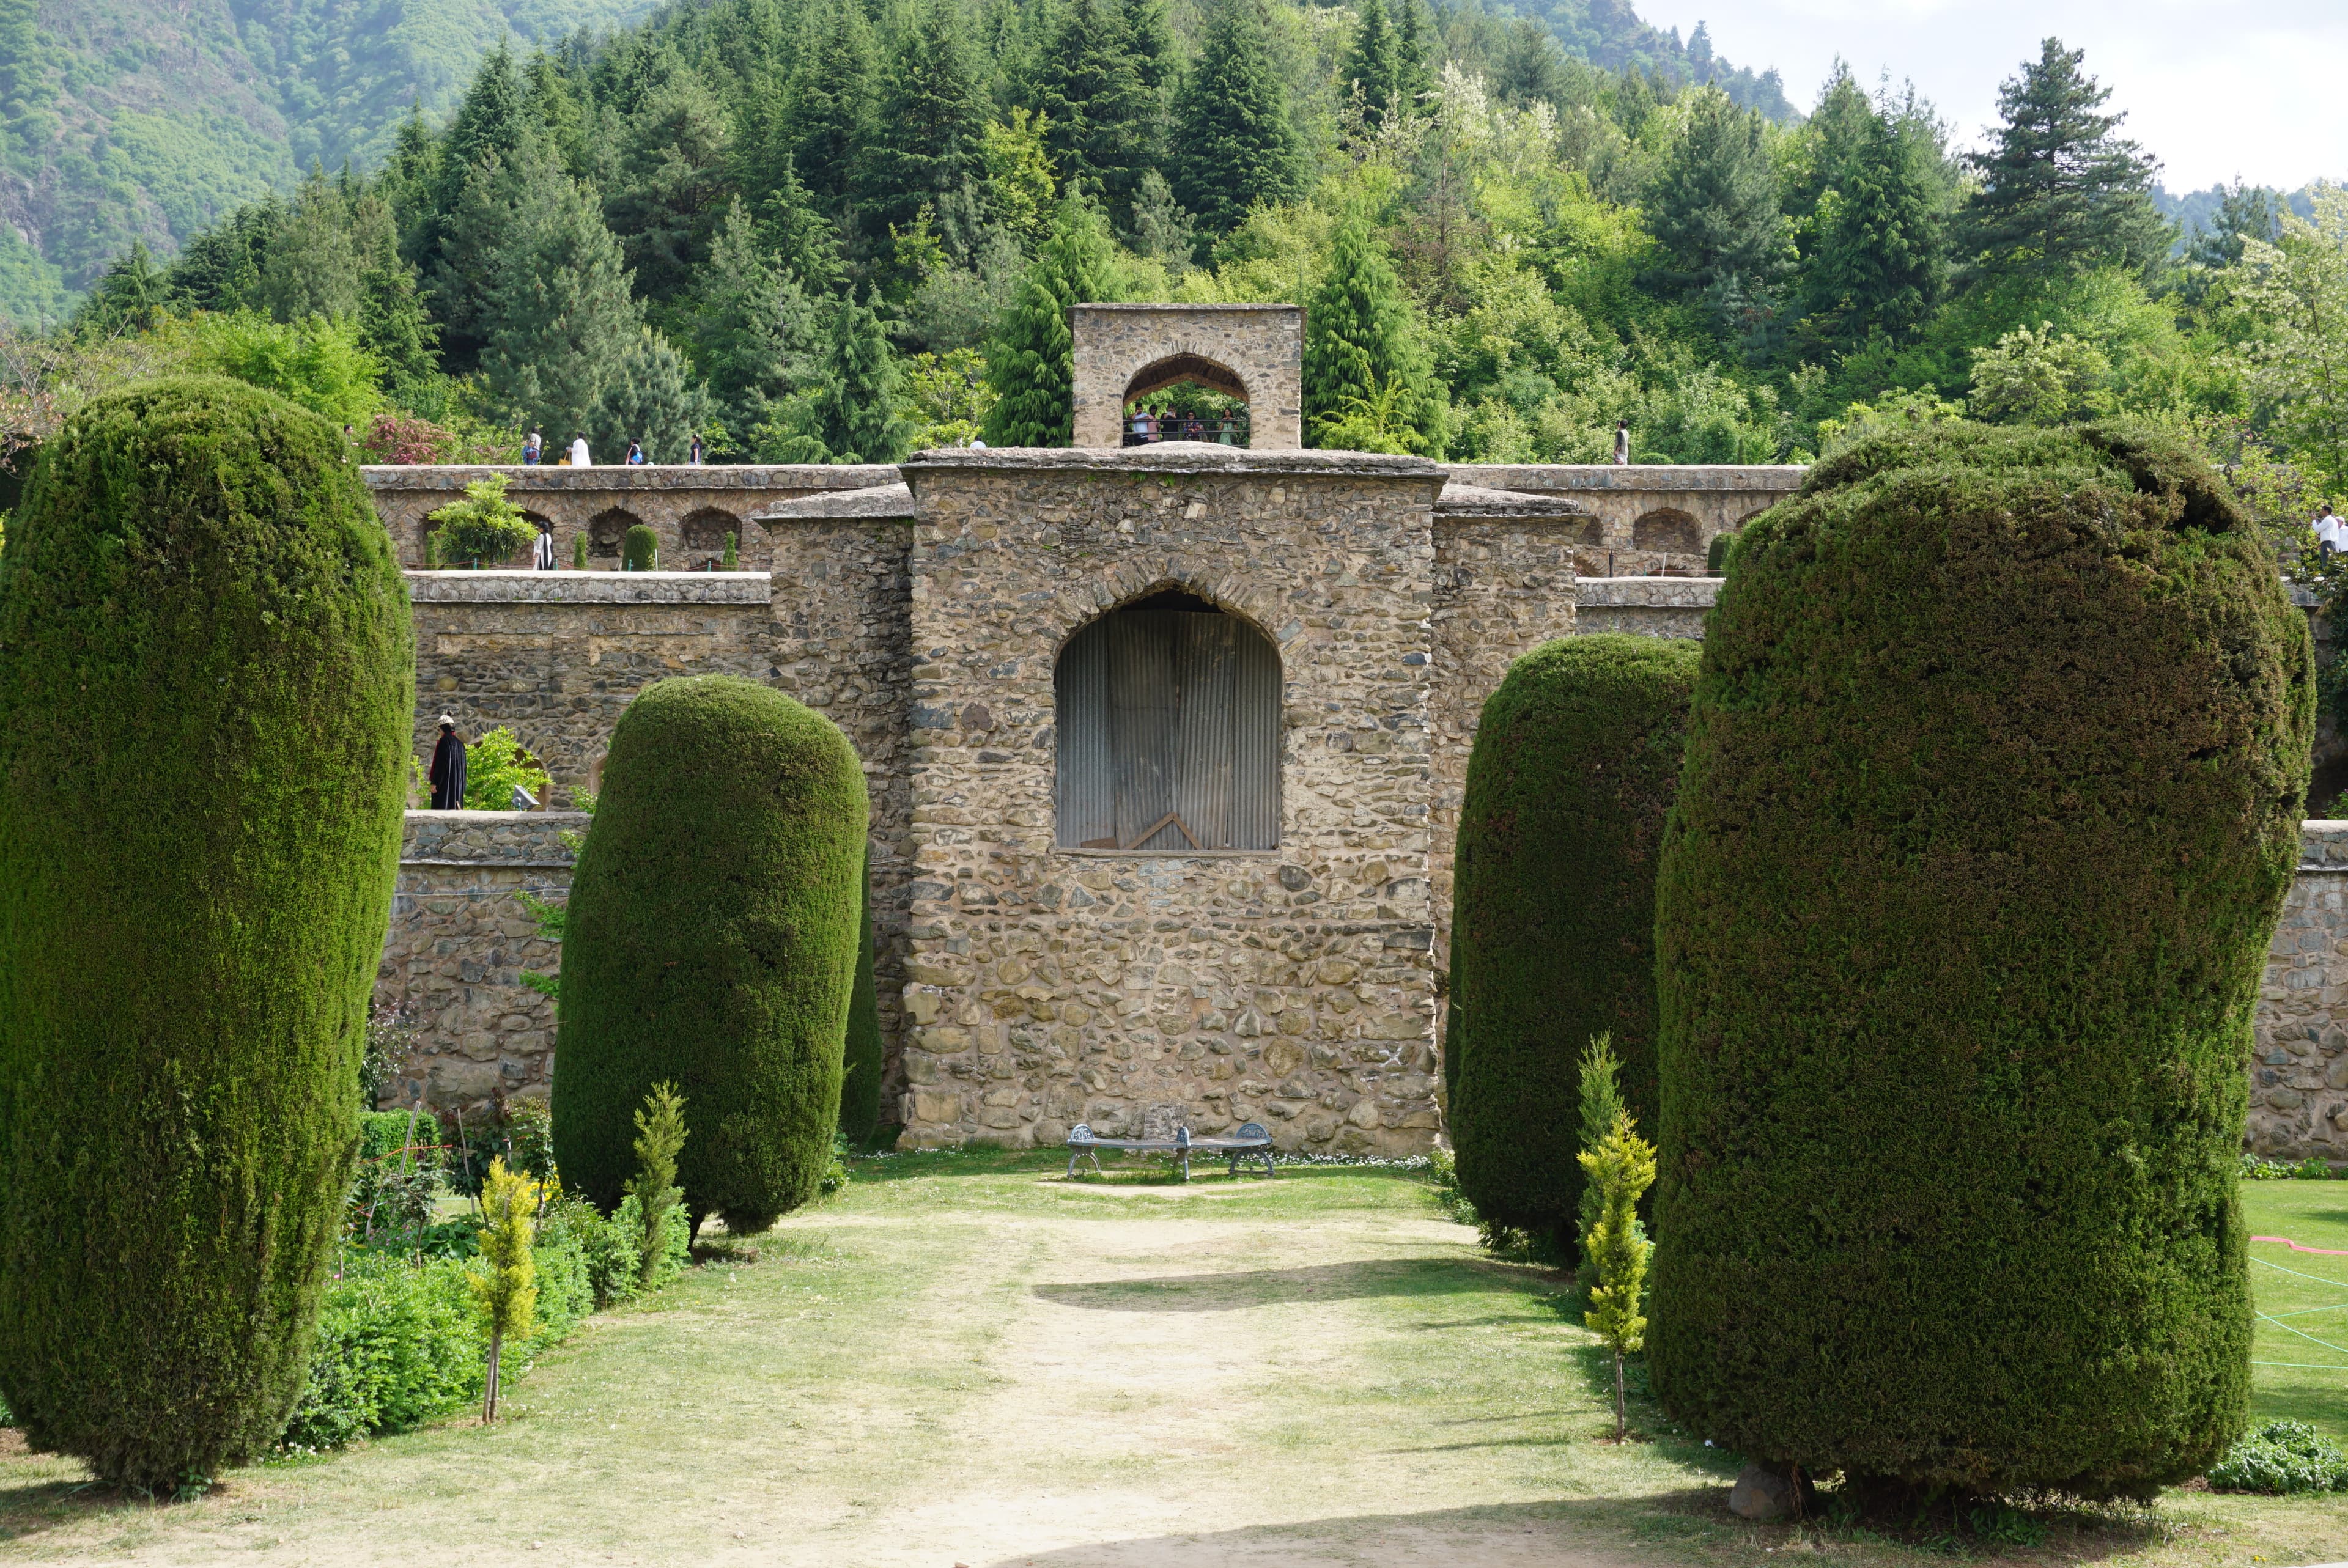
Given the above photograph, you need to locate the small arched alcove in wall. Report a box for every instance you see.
[1632,507,1702,554]
[681,507,740,551]
[588,507,640,559]
[1055,588,1281,852]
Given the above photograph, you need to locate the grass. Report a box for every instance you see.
[2242,1179,2348,1436]
[0,1153,2340,1565]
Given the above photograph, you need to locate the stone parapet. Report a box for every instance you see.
[2254,821,2348,1158]
[1448,463,1804,575]
[376,811,585,1113]
[407,570,773,604]
[1571,575,1718,639]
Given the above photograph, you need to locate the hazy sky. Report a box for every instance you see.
[1635,0,2344,194]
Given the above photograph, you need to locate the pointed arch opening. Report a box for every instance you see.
[1055,588,1281,852]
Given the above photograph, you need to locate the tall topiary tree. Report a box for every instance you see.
[1650,423,2313,1499]
[837,848,885,1144]
[1445,635,1699,1247]
[0,376,413,1491]
[553,675,868,1233]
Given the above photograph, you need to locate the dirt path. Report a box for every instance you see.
[3,1157,2342,1567]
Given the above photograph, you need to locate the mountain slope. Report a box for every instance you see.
[0,0,653,323]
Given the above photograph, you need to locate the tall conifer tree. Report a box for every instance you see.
[1171,0,1302,235]
[1340,0,1401,129]
[1031,0,1160,214]
[1303,223,1438,452]
[606,69,737,304]
[479,169,646,446]
[981,201,1121,446]
[786,0,877,212]
[1960,38,2166,284]
[1806,108,1944,349]
[1644,87,1790,300]
[809,290,913,462]
[867,0,989,230]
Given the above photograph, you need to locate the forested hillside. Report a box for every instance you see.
[2,0,2341,553]
[0,0,655,320]
[0,0,1768,324]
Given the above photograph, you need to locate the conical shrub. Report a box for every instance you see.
[552,675,868,1232]
[1445,634,1699,1245]
[1649,423,2313,1497]
[0,376,413,1490]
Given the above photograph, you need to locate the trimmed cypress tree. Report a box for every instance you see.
[552,675,868,1233]
[0,377,413,1490]
[1649,423,2314,1498]
[1446,635,1700,1246]
[622,523,658,570]
[837,848,885,1144]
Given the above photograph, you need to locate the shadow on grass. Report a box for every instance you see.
[1033,1257,1534,1312]
[978,1489,2186,1567]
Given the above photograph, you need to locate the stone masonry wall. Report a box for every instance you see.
[893,447,1445,1153]
[377,811,580,1114]
[2253,822,2348,1159]
[1447,463,1801,575]
[366,464,897,572]
[1070,304,1305,449]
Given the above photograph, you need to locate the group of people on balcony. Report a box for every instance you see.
[521,433,709,465]
[1125,406,1246,446]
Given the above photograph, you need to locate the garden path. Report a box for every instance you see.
[1,1154,2346,1566]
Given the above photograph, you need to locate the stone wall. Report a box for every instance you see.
[1447,463,1803,575]
[366,464,896,573]
[1069,304,1305,449]
[2253,822,2348,1159]
[377,811,580,1113]
[891,447,1445,1153]
[1570,576,1718,639]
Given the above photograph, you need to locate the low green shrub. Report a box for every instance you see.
[622,524,658,571]
[2206,1421,2348,1493]
[538,1193,687,1308]
[2240,1153,2344,1180]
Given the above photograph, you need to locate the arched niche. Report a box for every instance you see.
[681,507,740,553]
[1055,587,1280,852]
[587,507,640,559]
[1631,507,1702,554]
[1121,355,1252,447]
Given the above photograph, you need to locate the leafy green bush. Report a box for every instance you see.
[622,523,658,570]
[0,377,413,1492]
[427,474,536,566]
[1649,423,2314,1498]
[2206,1421,2348,1493]
[463,726,551,811]
[553,675,868,1233]
[1447,635,1699,1249]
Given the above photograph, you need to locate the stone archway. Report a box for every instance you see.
[1119,355,1252,446]
[1069,303,1303,449]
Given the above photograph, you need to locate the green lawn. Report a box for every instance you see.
[2242,1180,2348,1435]
[0,1155,2342,1566]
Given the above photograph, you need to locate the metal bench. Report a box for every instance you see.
[1065,1121,1276,1180]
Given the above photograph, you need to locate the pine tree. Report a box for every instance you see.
[69,241,169,337]
[1494,19,1567,109]
[592,327,711,463]
[981,201,1122,446]
[1644,86,1790,300]
[606,69,737,304]
[1340,0,1400,130]
[867,0,989,230]
[786,0,877,212]
[434,42,526,230]
[1393,0,1431,117]
[350,192,438,397]
[688,196,821,425]
[2187,179,2283,271]
[1302,223,1438,453]
[1804,108,1943,349]
[807,290,911,463]
[257,170,364,322]
[1960,38,2168,284]
[1030,0,1160,215]
[1170,0,1302,236]
[480,171,648,447]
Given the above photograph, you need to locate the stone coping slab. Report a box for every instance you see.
[753,482,918,522]
[405,570,772,603]
[1434,482,1591,518]
[900,443,1440,481]
[1573,576,1722,607]
[363,463,901,493]
[2298,820,2348,870]
[1447,462,1807,493]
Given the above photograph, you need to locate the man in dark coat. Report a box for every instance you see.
[429,715,467,810]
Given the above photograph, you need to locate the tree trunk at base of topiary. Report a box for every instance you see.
[1649,423,2313,1498]
[1445,634,1698,1250]
[0,376,414,1492]
[551,674,868,1233]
